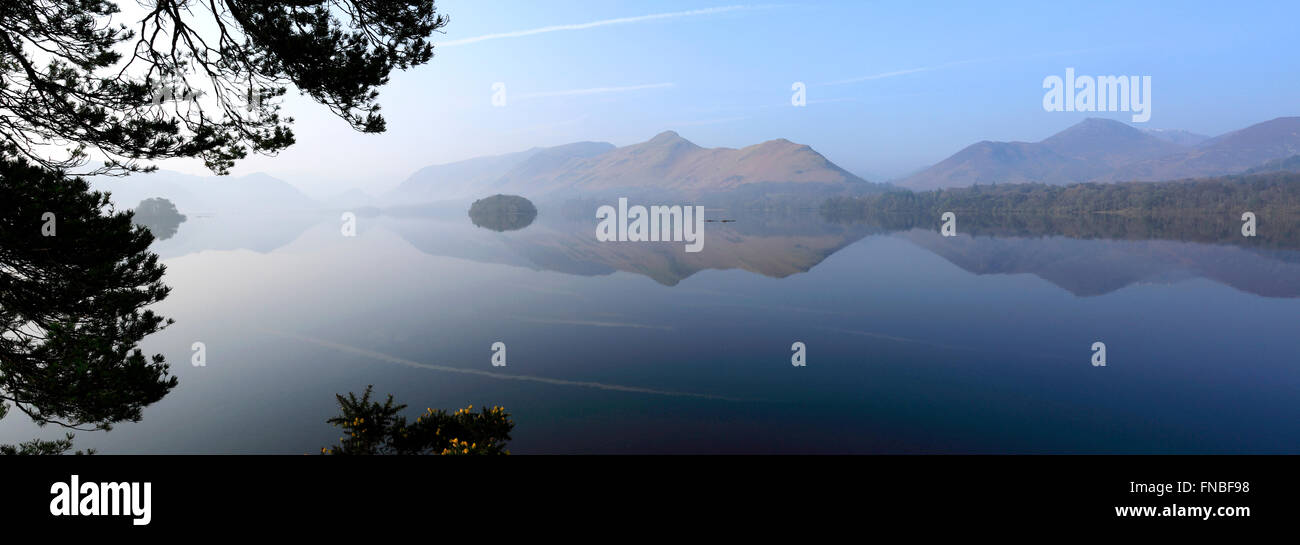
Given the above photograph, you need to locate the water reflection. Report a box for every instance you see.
[9,195,1297,454]
[130,199,1300,299]
[376,204,1300,297]
[898,229,1300,297]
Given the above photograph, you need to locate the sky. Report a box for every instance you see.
[151,0,1300,198]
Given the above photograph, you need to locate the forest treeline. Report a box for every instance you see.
[820,171,1300,249]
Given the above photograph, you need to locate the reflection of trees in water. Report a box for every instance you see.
[0,159,177,454]
[468,194,537,232]
[824,208,1300,250]
[821,174,1300,251]
[132,197,187,241]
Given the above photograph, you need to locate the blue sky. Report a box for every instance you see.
[169,0,1300,197]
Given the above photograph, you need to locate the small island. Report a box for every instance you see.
[132,197,188,241]
[468,194,538,232]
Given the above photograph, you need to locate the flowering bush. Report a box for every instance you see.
[321,386,513,455]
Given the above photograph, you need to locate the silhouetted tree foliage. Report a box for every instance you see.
[322,386,513,455]
[0,0,448,175]
[0,158,177,454]
[468,194,538,232]
[132,197,187,240]
[0,403,91,454]
[1,1,450,453]
[821,172,1300,249]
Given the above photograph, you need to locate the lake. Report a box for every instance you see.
[5,203,1299,453]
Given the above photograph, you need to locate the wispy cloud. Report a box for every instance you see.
[517,82,674,100]
[438,5,764,47]
[822,48,1111,87]
[822,58,994,86]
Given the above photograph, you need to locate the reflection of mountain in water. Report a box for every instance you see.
[148,199,1300,298]
[898,229,1300,298]
[385,204,1300,296]
[391,208,876,286]
[146,212,327,259]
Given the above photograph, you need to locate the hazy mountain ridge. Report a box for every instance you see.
[388,147,560,203]
[1108,117,1300,181]
[390,131,872,202]
[901,116,1300,189]
[90,169,318,213]
[901,118,1188,190]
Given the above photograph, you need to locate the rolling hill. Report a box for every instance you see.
[900,118,1188,190]
[900,116,1300,189]
[389,131,873,202]
[1107,116,1300,181]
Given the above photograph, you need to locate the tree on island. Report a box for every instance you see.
[469,194,539,232]
[132,197,188,240]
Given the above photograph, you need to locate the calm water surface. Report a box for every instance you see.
[4,206,1298,453]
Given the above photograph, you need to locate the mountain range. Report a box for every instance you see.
[388,131,874,203]
[87,115,1300,210]
[900,116,1300,190]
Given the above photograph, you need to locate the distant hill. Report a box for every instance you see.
[90,170,318,213]
[1109,117,1300,181]
[387,142,615,202]
[900,116,1300,189]
[900,118,1188,190]
[389,131,875,202]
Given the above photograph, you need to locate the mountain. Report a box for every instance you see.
[90,170,318,213]
[900,118,1188,190]
[1040,118,1189,167]
[896,141,1096,190]
[390,131,872,202]
[499,131,868,197]
[1109,117,1300,181]
[387,142,615,202]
